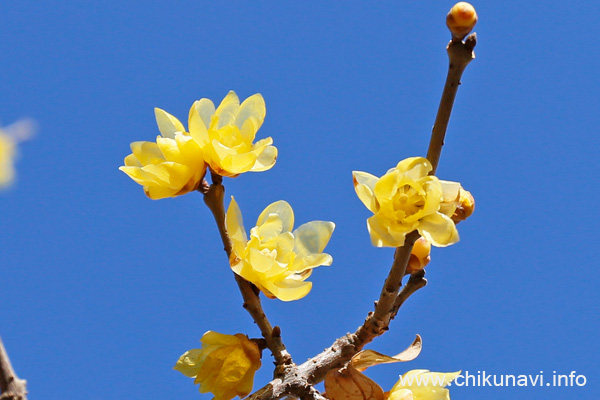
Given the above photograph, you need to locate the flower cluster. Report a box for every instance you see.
[174,331,262,400]
[353,157,467,248]
[120,91,277,199]
[226,197,335,301]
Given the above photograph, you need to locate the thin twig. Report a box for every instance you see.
[0,338,27,400]
[203,181,293,370]
[427,34,477,174]
[390,270,428,321]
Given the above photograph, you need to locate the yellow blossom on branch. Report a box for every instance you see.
[226,197,335,301]
[387,370,460,400]
[119,108,207,199]
[353,157,462,248]
[174,331,261,400]
[189,91,277,177]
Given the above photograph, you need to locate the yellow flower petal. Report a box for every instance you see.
[353,171,379,213]
[395,157,432,180]
[265,279,312,302]
[256,213,284,241]
[293,221,335,255]
[226,196,248,254]
[188,100,212,147]
[214,91,240,129]
[251,144,277,172]
[174,348,204,378]
[235,93,266,129]
[418,213,459,247]
[257,200,294,233]
[154,108,185,139]
[130,141,164,165]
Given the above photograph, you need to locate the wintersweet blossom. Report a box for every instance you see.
[226,197,335,301]
[119,108,207,199]
[174,331,261,400]
[387,370,460,400]
[353,157,461,248]
[189,91,277,177]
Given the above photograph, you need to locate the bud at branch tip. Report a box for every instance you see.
[446,2,477,40]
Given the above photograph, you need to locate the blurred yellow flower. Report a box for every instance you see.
[0,131,17,187]
[0,119,35,188]
[120,108,207,200]
[189,91,277,177]
[174,331,261,400]
[353,157,460,248]
[387,370,460,400]
[226,197,334,301]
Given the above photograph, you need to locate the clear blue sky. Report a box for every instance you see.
[1,1,598,399]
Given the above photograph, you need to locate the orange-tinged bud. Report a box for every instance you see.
[451,188,475,223]
[446,2,477,40]
[406,237,431,275]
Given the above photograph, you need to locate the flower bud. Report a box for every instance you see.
[451,188,475,223]
[446,2,477,40]
[406,237,431,275]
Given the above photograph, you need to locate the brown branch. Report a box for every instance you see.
[427,33,477,175]
[0,338,27,400]
[357,231,420,342]
[203,180,293,370]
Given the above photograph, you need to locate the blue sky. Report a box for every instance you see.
[1,1,599,399]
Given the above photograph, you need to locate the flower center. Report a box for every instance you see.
[393,184,425,219]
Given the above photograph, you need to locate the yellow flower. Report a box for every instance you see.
[119,108,207,199]
[0,131,17,187]
[353,157,460,248]
[0,120,35,188]
[387,370,460,400]
[226,197,335,301]
[188,91,277,177]
[174,331,261,400]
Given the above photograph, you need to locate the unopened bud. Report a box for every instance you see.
[451,188,475,223]
[406,237,431,274]
[446,2,477,40]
